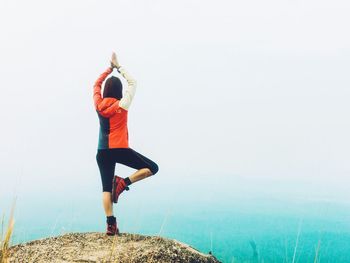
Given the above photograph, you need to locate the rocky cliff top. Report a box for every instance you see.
[8,232,221,263]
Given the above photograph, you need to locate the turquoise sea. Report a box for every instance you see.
[3,175,349,263]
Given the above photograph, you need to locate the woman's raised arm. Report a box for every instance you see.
[93,67,113,109]
[118,66,137,111]
[110,52,137,111]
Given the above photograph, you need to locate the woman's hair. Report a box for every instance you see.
[103,76,123,99]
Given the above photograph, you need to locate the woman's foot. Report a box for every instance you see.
[106,222,119,235]
[106,216,119,235]
[112,176,130,203]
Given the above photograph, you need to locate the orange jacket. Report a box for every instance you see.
[93,67,136,149]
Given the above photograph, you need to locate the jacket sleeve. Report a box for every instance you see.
[93,67,113,109]
[118,66,137,110]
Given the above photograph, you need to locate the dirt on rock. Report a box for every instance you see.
[8,232,221,263]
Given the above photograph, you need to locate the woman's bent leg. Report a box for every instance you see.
[112,148,159,184]
[129,168,153,184]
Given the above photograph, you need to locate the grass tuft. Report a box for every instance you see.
[0,200,16,263]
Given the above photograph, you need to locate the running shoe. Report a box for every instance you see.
[112,175,130,203]
[106,221,119,236]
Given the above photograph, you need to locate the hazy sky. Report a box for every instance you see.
[1,0,349,206]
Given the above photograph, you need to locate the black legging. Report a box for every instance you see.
[96,148,159,192]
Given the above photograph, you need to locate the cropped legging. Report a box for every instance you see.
[96,148,159,192]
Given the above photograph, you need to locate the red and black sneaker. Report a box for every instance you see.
[112,175,130,203]
[106,221,119,236]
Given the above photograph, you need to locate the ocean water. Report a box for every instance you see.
[2,175,350,263]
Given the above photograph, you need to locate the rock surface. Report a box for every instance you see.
[8,232,221,263]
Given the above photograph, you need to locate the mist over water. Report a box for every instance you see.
[2,174,349,262]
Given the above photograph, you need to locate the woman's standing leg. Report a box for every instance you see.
[102,190,113,216]
[96,150,120,235]
[96,151,115,216]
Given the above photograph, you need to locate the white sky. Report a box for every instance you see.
[0,0,350,205]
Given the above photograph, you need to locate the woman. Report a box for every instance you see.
[93,52,159,235]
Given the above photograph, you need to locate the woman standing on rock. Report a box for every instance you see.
[93,52,159,235]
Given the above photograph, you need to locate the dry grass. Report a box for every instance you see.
[103,234,119,263]
[292,219,302,263]
[313,239,321,263]
[0,200,16,263]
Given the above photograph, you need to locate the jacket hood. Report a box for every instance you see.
[97,98,119,117]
